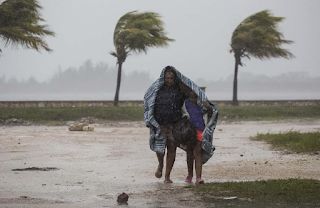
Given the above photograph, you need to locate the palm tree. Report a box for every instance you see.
[0,0,55,54]
[230,10,294,106]
[111,11,174,106]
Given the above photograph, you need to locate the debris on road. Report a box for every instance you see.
[68,123,94,131]
[117,192,129,204]
[223,196,237,200]
[12,167,59,171]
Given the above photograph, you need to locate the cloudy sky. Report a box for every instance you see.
[0,0,319,82]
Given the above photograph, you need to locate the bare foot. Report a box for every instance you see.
[155,165,163,178]
[164,178,173,183]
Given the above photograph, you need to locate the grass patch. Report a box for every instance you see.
[0,105,320,124]
[251,131,320,153]
[219,105,320,121]
[191,179,320,208]
[0,107,144,123]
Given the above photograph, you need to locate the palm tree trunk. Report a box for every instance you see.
[232,56,240,106]
[114,61,123,107]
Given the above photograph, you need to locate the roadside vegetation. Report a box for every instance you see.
[0,107,143,124]
[251,131,320,153]
[190,179,320,208]
[219,105,320,121]
[0,105,320,125]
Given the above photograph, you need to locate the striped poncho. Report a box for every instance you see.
[143,66,218,164]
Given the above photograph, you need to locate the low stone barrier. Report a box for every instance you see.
[0,101,142,108]
[0,100,319,108]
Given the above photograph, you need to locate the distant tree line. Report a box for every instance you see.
[0,60,153,94]
[0,60,319,95]
[195,72,320,94]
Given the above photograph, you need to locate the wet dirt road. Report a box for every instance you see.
[0,121,319,207]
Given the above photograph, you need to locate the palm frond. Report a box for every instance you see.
[231,10,294,61]
[112,10,174,62]
[0,0,55,52]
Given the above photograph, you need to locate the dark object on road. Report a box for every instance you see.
[117,192,129,204]
[12,167,59,171]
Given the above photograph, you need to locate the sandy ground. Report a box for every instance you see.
[0,120,319,207]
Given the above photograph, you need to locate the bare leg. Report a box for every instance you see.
[155,152,164,178]
[193,140,203,179]
[164,139,177,183]
[186,146,194,176]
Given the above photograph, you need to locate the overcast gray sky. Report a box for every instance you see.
[0,0,319,82]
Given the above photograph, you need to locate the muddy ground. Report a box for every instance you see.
[0,120,319,207]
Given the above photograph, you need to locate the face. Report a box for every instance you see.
[164,72,175,86]
[189,91,197,104]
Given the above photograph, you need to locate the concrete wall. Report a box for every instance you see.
[0,100,319,108]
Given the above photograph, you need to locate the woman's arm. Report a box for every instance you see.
[204,101,213,120]
[181,100,189,118]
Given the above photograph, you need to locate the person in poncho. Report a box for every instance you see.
[143,66,218,183]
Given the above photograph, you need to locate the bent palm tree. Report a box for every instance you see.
[111,11,174,106]
[0,0,55,54]
[230,10,294,106]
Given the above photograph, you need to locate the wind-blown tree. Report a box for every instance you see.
[111,11,174,106]
[230,10,294,105]
[0,0,55,54]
